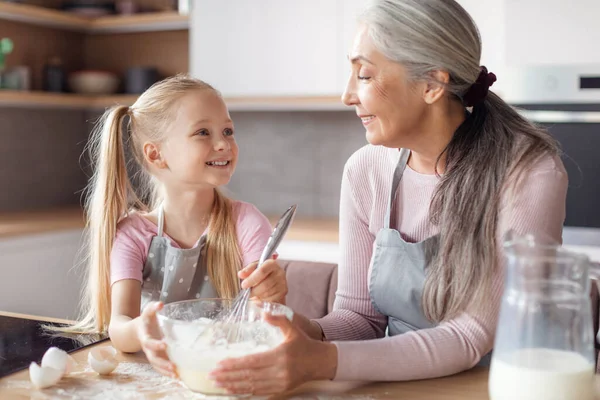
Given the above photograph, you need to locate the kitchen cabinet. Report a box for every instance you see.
[190,0,507,100]
[504,0,600,65]
[191,0,340,97]
[0,2,188,108]
[456,0,506,71]
[191,0,370,99]
[460,0,600,67]
[337,0,368,94]
[0,230,85,319]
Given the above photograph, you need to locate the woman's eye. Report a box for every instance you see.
[358,75,371,81]
[196,129,209,136]
[223,128,234,136]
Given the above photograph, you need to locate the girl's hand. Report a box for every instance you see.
[209,313,338,395]
[136,301,177,378]
[238,256,287,304]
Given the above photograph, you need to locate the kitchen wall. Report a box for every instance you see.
[77,109,366,219]
[0,103,367,219]
[226,111,366,218]
[0,108,89,212]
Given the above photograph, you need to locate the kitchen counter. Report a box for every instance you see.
[0,208,85,239]
[0,207,339,242]
[0,311,495,400]
[2,208,597,264]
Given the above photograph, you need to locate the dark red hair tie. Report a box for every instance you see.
[462,66,497,107]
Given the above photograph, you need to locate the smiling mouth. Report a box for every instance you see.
[205,161,230,166]
[361,115,375,123]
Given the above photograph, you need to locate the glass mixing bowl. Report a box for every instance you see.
[157,298,293,397]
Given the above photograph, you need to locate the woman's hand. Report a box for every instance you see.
[136,301,177,379]
[238,256,288,304]
[208,313,338,395]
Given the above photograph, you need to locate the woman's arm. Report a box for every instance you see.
[330,162,568,381]
[313,157,388,341]
[293,313,324,340]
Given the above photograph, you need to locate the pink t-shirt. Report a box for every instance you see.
[110,201,273,285]
[314,144,568,381]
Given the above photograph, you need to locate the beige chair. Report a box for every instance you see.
[279,259,338,320]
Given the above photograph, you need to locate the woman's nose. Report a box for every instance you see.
[342,76,358,107]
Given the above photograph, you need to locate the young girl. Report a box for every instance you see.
[68,75,287,378]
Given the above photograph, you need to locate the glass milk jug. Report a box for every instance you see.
[489,232,597,400]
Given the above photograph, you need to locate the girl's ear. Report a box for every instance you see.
[143,142,168,169]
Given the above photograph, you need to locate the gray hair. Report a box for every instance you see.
[361,0,560,322]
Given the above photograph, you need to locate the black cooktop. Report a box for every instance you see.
[0,315,108,378]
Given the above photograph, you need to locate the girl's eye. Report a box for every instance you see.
[223,128,234,136]
[196,129,209,136]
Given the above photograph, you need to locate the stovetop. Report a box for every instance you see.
[0,315,108,378]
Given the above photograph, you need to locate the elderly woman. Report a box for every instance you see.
[210,0,568,394]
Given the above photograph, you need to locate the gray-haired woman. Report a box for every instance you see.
[209,0,568,394]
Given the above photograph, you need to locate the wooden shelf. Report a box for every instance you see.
[0,2,188,34]
[90,12,189,34]
[0,91,138,110]
[0,91,348,111]
[0,1,86,31]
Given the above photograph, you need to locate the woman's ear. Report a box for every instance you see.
[423,70,450,105]
[143,142,168,169]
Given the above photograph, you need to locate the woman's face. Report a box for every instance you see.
[342,25,429,148]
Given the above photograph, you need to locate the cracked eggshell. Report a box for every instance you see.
[88,346,118,375]
[41,347,76,375]
[29,362,63,389]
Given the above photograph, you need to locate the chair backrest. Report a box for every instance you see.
[278,259,338,320]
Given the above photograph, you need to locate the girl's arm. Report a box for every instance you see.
[108,279,143,353]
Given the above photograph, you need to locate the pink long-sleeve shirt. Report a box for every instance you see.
[314,144,568,381]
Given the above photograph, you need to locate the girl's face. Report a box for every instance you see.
[148,89,239,190]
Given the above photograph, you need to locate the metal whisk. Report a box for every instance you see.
[194,204,297,345]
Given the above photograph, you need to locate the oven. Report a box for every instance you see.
[504,65,600,246]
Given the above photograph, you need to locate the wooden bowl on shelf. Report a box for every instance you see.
[68,70,119,95]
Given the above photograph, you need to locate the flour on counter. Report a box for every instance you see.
[1,362,199,399]
[0,362,381,400]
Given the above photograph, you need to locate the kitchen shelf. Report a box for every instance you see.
[0,91,348,111]
[89,11,189,34]
[0,1,86,31]
[0,2,189,34]
[0,90,137,109]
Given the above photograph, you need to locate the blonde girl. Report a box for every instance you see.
[67,75,287,377]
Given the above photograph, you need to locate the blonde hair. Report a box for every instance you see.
[64,75,242,333]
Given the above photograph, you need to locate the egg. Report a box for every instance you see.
[88,346,119,375]
[41,347,76,375]
[29,362,63,389]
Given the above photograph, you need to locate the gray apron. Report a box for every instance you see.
[140,205,219,311]
[368,148,491,366]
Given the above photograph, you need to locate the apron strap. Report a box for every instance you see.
[385,148,411,230]
[157,204,165,237]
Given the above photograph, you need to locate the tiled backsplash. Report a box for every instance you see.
[0,108,89,212]
[227,111,366,218]
[0,109,366,218]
